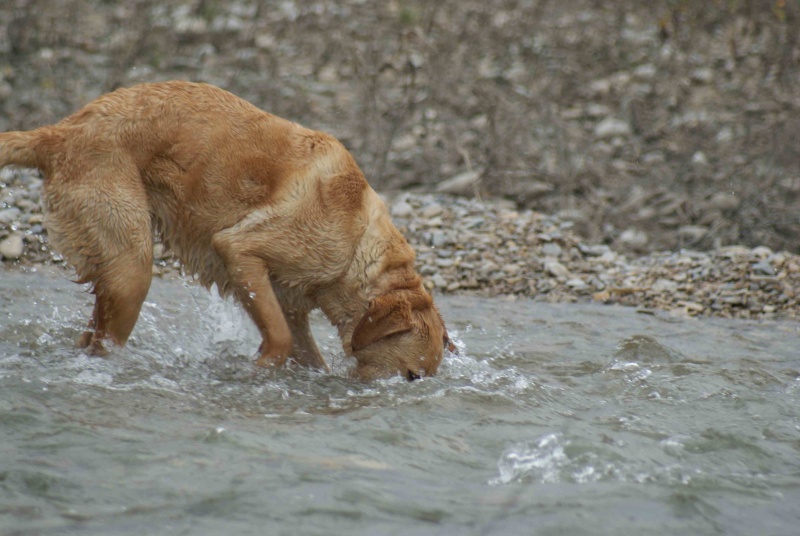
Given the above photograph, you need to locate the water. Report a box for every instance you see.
[2,267,799,535]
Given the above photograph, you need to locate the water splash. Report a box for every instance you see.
[491,433,568,485]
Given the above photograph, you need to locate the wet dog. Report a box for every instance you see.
[0,81,452,380]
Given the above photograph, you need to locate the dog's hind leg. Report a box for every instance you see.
[44,166,153,354]
[272,287,330,372]
[284,309,330,372]
[80,253,152,354]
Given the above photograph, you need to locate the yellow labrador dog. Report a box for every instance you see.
[0,81,453,381]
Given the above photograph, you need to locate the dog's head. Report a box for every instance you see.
[349,287,454,381]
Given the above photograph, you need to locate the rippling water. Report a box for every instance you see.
[2,267,799,535]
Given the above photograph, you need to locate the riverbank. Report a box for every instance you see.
[2,167,797,320]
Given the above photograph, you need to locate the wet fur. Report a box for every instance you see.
[0,81,451,380]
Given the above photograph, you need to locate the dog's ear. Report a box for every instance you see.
[351,294,414,351]
[438,310,458,354]
[352,289,434,351]
[443,327,458,354]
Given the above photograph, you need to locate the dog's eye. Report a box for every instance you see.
[406,370,421,382]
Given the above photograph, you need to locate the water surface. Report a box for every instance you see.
[2,267,799,535]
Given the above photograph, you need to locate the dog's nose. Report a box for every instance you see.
[406,370,421,381]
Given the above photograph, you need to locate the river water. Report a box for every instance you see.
[1,267,799,535]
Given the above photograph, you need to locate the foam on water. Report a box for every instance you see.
[2,277,540,416]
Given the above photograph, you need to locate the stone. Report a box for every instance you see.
[391,201,414,218]
[652,278,679,293]
[566,277,587,289]
[586,103,610,117]
[420,264,438,276]
[0,207,21,223]
[540,242,561,258]
[545,260,569,278]
[578,243,610,257]
[446,281,461,292]
[618,228,648,250]
[717,246,752,261]
[0,233,24,260]
[752,261,775,276]
[690,68,714,84]
[431,274,447,288]
[707,192,739,211]
[633,63,657,80]
[479,260,499,275]
[436,170,481,196]
[422,204,444,218]
[317,64,339,83]
[716,127,734,143]
[431,231,449,248]
[678,225,708,242]
[751,246,772,259]
[691,151,709,167]
[594,118,631,139]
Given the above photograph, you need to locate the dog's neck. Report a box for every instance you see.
[314,199,420,353]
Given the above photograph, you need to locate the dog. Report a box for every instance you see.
[0,81,453,381]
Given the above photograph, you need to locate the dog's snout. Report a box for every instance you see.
[406,369,422,382]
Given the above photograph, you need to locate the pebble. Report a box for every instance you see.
[594,117,631,139]
[752,246,773,259]
[0,207,21,224]
[431,273,448,289]
[618,228,649,250]
[566,277,587,289]
[431,231,449,248]
[541,243,562,257]
[435,170,481,196]
[652,278,679,293]
[752,260,775,276]
[691,67,714,84]
[0,233,24,260]
[691,151,709,167]
[422,204,444,218]
[391,201,414,218]
[545,260,570,278]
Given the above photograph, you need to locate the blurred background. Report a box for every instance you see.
[1,0,798,254]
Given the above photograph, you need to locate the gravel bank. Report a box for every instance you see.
[1,167,798,320]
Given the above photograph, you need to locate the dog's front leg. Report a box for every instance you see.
[233,257,293,368]
[212,234,293,368]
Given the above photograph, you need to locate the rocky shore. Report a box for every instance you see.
[2,167,797,321]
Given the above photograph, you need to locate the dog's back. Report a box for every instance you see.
[1,82,363,287]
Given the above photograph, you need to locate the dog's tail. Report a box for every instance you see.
[0,130,42,169]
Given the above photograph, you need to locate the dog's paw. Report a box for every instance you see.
[76,332,110,357]
[76,331,93,349]
[88,339,110,357]
[255,353,289,369]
